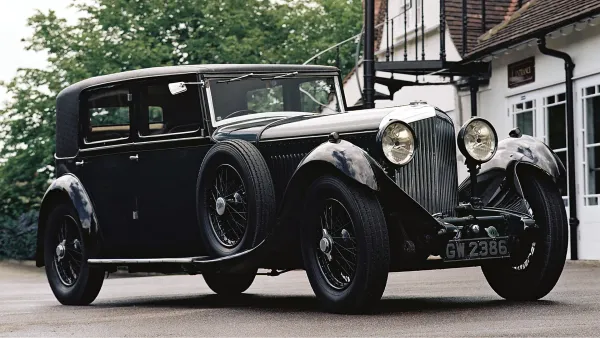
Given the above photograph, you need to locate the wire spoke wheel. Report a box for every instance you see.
[512,199,537,271]
[206,164,248,248]
[315,198,357,290]
[52,215,83,287]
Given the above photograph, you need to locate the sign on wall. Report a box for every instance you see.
[508,57,535,88]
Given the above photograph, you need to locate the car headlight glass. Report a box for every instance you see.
[458,118,497,163]
[381,122,415,166]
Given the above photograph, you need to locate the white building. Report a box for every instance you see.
[342,0,600,259]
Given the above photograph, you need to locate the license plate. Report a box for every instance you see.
[445,237,510,261]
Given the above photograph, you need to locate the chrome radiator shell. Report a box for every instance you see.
[394,112,459,215]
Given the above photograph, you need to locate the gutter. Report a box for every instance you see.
[537,37,579,260]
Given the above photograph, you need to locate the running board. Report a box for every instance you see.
[87,239,268,270]
[87,257,209,264]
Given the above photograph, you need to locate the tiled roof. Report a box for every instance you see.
[445,0,514,55]
[465,0,600,60]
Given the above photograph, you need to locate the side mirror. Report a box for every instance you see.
[168,82,187,95]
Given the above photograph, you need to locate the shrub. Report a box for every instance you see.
[0,211,38,260]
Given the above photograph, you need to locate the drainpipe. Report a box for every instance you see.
[538,37,579,260]
[364,0,376,109]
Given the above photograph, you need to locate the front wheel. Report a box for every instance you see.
[44,203,104,305]
[482,172,568,300]
[301,175,390,314]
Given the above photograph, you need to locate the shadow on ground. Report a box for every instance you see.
[91,293,562,315]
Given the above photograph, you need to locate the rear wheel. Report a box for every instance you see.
[301,175,389,313]
[482,172,568,300]
[44,203,104,305]
[202,270,257,296]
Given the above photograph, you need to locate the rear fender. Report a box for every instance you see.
[36,174,99,267]
[459,135,566,206]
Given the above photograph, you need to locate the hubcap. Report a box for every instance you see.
[215,197,226,216]
[55,241,66,261]
[206,164,248,248]
[319,230,333,261]
[314,198,357,290]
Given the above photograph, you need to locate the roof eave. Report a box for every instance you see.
[462,9,600,63]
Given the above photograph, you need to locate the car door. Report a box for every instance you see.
[74,84,140,258]
[132,75,213,258]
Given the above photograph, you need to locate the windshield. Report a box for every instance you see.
[207,75,342,125]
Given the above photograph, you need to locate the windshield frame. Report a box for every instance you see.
[204,72,345,127]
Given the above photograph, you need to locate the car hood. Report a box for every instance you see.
[213,104,441,142]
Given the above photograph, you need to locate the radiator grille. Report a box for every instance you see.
[395,113,459,215]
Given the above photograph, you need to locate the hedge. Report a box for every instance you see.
[0,211,38,260]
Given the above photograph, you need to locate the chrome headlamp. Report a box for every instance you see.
[457,118,498,163]
[377,121,416,166]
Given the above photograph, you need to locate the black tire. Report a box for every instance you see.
[202,270,257,296]
[301,175,390,314]
[482,172,568,300]
[44,202,104,305]
[196,139,275,257]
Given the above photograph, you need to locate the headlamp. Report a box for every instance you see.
[377,121,416,166]
[457,118,498,163]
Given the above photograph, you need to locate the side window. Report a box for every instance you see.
[140,79,202,136]
[85,88,131,143]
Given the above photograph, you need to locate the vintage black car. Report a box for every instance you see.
[37,64,568,313]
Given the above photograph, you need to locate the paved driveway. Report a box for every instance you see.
[1,261,599,336]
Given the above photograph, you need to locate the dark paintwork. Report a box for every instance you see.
[459,134,566,205]
[36,174,98,266]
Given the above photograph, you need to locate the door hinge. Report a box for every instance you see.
[127,93,133,102]
[132,210,139,220]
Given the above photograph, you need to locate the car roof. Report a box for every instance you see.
[57,64,339,102]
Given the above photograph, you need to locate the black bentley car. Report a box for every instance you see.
[38,64,567,313]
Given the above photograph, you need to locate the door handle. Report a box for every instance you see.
[129,154,139,162]
[75,160,85,167]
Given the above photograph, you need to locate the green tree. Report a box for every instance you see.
[0,0,362,228]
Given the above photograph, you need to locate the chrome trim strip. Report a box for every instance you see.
[137,127,201,139]
[88,257,208,264]
[78,135,209,153]
[84,136,129,146]
[259,129,378,142]
[55,153,78,160]
[334,77,345,113]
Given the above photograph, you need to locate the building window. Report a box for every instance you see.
[583,85,600,205]
[544,93,568,200]
[512,100,535,136]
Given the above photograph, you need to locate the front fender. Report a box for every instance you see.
[36,173,99,266]
[296,139,379,190]
[276,139,442,238]
[459,135,566,204]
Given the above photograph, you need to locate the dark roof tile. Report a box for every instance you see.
[466,0,600,60]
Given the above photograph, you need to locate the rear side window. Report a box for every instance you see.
[85,88,131,143]
[139,79,202,137]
